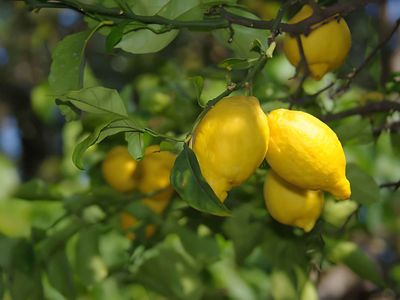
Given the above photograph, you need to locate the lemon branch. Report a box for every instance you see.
[23,0,379,35]
[322,100,400,122]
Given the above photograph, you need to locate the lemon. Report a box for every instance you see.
[191,96,270,202]
[266,109,351,199]
[283,5,351,80]
[120,212,156,240]
[120,145,176,240]
[102,146,136,193]
[264,171,324,232]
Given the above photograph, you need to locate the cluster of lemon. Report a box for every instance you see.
[102,5,352,233]
[102,145,175,239]
[191,97,350,232]
[191,5,352,232]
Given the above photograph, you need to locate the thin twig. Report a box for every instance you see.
[23,0,379,35]
[322,100,400,121]
[335,18,400,95]
[379,180,400,190]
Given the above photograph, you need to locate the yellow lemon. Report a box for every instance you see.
[102,146,136,193]
[283,5,351,80]
[120,212,156,240]
[266,109,351,199]
[264,171,324,232]
[120,145,176,240]
[192,96,270,202]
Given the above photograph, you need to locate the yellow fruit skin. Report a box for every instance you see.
[120,145,176,240]
[266,109,351,200]
[264,171,324,232]
[192,96,270,202]
[283,5,351,80]
[102,146,137,193]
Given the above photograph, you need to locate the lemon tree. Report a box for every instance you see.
[1,1,399,299]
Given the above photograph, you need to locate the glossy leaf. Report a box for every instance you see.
[171,145,231,216]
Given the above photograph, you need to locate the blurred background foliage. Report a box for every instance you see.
[0,0,399,299]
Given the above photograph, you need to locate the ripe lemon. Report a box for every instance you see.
[120,212,156,240]
[119,145,176,240]
[283,5,351,80]
[191,96,270,202]
[266,109,351,200]
[264,171,324,232]
[102,146,136,193]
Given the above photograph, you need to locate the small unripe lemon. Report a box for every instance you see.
[192,96,270,202]
[266,109,351,200]
[283,5,351,80]
[102,146,136,193]
[264,171,324,232]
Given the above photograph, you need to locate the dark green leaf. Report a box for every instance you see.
[223,203,264,263]
[49,31,90,95]
[347,163,381,205]
[188,76,204,106]
[75,227,105,285]
[132,244,203,300]
[13,179,62,201]
[171,145,231,216]
[174,226,220,265]
[126,131,144,160]
[106,22,127,52]
[325,237,385,287]
[8,269,43,300]
[46,248,76,299]
[333,116,373,145]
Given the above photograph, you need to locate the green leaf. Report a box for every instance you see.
[171,145,231,216]
[131,244,204,300]
[13,179,62,201]
[325,237,385,286]
[347,163,381,205]
[60,86,128,116]
[213,8,268,58]
[75,227,107,285]
[106,22,127,52]
[8,269,44,300]
[126,131,144,160]
[333,116,373,145]
[116,28,179,54]
[49,31,90,95]
[128,0,170,15]
[270,268,297,300]
[223,203,264,263]
[174,226,220,265]
[46,248,76,299]
[188,76,204,106]
[158,0,201,19]
[218,58,257,70]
